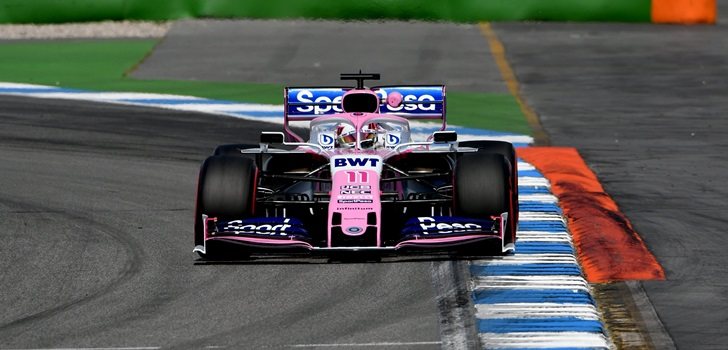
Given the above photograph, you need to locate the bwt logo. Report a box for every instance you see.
[387,134,400,145]
[334,157,380,167]
[319,133,335,149]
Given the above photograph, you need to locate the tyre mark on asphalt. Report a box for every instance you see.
[0,196,145,340]
[430,260,480,349]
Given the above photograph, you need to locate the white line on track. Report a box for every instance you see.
[518,212,565,221]
[477,254,578,265]
[2,91,204,101]
[518,177,550,187]
[0,82,60,89]
[476,303,601,319]
[480,332,609,348]
[517,231,570,237]
[151,103,283,112]
[518,194,558,203]
[473,276,591,291]
[516,236,571,242]
[517,162,535,171]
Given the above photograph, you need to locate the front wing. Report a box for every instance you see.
[194,213,511,255]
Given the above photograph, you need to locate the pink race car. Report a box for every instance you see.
[193,73,518,259]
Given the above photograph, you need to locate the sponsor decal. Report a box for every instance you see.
[286,87,443,116]
[337,195,373,199]
[346,227,363,234]
[375,90,436,112]
[376,87,444,115]
[318,133,335,150]
[330,155,383,174]
[216,218,308,237]
[339,189,372,195]
[337,186,372,199]
[337,199,373,204]
[385,133,401,149]
[402,216,493,235]
[334,157,380,168]
[341,185,371,189]
[294,89,344,115]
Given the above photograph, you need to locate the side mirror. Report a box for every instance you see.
[386,91,403,108]
[433,131,457,143]
[260,132,285,144]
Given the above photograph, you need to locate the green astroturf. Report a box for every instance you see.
[0,39,530,135]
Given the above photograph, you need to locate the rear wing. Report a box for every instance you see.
[284,85,446,141]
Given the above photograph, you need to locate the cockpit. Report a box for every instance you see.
[309,117,412,150]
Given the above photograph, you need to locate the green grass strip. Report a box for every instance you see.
[0,39,530,134]
[0,0,650,23]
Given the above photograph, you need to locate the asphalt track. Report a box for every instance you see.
[136,18,728,348]
[132,20,507,93]
[0,96,450,349]
[492,18,728,349]
[1,20,510,350]
[4,14,728,349]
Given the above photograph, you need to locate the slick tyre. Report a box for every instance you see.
[458,140,516,177]
[458,140,518,245]
[194,156,257,259]
[454,153,511,255]
[455,152,509,217]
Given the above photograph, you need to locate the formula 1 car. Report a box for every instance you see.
[194,73,518,259]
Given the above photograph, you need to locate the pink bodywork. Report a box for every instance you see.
[317,102,395,248]
[200,86,509,253]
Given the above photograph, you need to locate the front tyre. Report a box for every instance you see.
[454,153,511,255]
[458,140,518,246]
[194,156,257,259]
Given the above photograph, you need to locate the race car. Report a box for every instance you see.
[193,73,518,259]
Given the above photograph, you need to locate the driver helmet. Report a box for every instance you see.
[360,123,384,149]
[335,124,357,148]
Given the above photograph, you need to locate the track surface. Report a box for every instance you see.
[0,97,443,348]
[138,19,728,348]
[493,19,728,349]
[6,14,728,349]
[133,20,507,93]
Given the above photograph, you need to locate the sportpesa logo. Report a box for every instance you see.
[292,89,438,115]
[417,217,482,234]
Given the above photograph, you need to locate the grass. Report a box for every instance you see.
[0,39,530,134]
